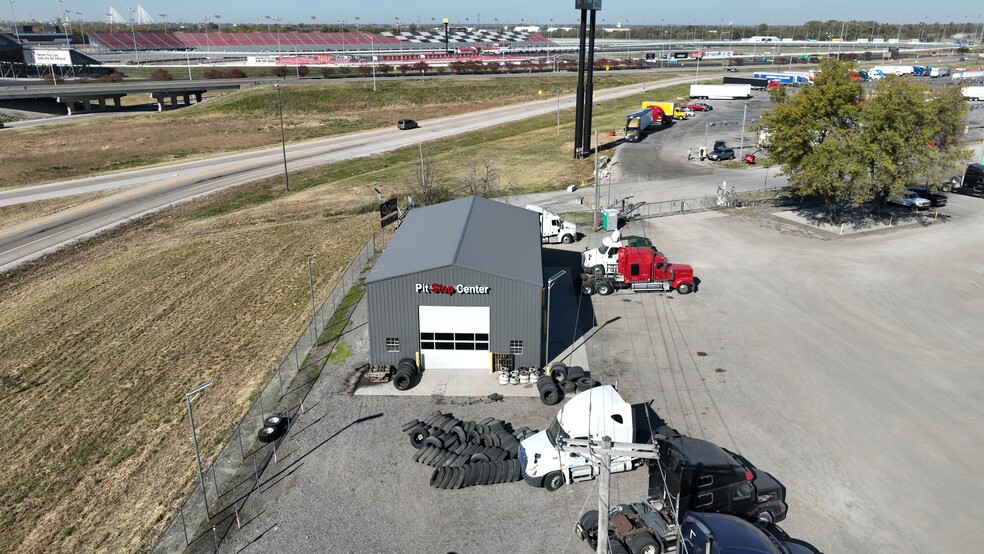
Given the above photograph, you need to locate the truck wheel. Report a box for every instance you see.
[676,282,692,295]
[544,471,565,492]
[562,234,574,244]
[578,510,600,544]
[628,532,662,554]
[581,282,596,296]
[610,542,630,554]
[597,281,613,296]
[592,265,606,276]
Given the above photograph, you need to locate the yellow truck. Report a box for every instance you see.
[642,101,688,121]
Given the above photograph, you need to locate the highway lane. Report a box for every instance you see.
[0,74,718,271]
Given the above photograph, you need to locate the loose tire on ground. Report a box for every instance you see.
[550,362,569,382]
[544,470,564,492]
[264,415,289,430]
[257,426,283,443]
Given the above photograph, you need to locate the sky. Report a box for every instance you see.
[11,0,984,28]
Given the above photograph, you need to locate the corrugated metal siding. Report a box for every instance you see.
[368,265,542,369]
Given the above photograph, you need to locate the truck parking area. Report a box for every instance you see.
[206,187,984,552]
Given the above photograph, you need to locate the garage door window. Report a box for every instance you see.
[510,340,523,355]
[421,332,489,351]
[386,338,400,352]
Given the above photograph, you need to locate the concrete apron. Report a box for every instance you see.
[354,368,543,397]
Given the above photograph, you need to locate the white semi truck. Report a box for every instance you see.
[962,86,984,101]
[525,204,577,244]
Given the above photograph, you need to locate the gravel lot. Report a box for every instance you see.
[196,92,984,554]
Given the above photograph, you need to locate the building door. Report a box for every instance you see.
[418,306,490,370]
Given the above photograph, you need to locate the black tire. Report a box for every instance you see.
[942,183,952,192]
[581,281,596,296]
[597,281,614,296]
[562,234,574,244]
[264,415,289,430]
[561,380,577,394]
[540,384,561,406]
[393,370,413,391]
[676,282,692,295]
[610,541,631,554]
[409,426,429,448]
[401,419,421,433]
[544,470,564,492]
[576,376,594,392]
[430,467,444,488]
[579,510,600,544]
[567,366,585,381]
[257,426,283,443]
[592,265,606,276]
[471,452,490,463]
[628,532,662,554]
[423,436,443,449]
[398,357,417,372]
[550,362,569,382]
[909,203,918,211]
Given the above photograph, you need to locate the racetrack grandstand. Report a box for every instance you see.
[86,30,549,53]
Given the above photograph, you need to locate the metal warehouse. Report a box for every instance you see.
[366,196,544,372]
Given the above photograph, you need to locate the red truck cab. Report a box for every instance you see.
[580,247,695,295]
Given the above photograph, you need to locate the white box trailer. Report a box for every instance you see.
[689,84,752,100]
[963,87,984,101]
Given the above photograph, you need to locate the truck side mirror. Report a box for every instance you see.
[611,414,624,424]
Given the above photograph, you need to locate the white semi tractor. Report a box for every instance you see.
[525,204,578,244]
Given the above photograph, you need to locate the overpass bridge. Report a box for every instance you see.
[0,78,278,118]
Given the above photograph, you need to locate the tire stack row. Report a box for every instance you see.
[401,412,536,490]
[393,357,419,391]
[537,362,603,405]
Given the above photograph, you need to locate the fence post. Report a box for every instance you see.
[236,423,244,460]
[212,464,219,499]
[180,505,189,546]
[277,364,285,398]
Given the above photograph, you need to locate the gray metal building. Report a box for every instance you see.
[366,196,544,371]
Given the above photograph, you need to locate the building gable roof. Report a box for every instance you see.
[366,196,543,287]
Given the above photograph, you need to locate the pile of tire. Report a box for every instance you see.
[393,358,419,391]
[257,414,289,443]
[538,362,603,405]
[401,412,536,490]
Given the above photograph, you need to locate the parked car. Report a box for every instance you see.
[684,103,711,112]
[888,190,931,210]
[397,119,419,130]
[0,121,5,129]
[707,147,736,161]
[694,102,713,111]
[622,235,659,251]
[725,67,739,72]
[679,106,696,117]
[907,186,947,207]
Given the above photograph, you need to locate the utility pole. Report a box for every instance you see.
[593,129,599,230]
[560,436,669,554]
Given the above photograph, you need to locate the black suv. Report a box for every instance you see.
[397,119,418,130]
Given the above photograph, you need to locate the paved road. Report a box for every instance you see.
[0,74,722,272]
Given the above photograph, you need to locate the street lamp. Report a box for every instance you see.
[369,33,377,91]
[185,380,214,519]
[57,0,70,46]
[272,17,283,57]
[159,14,167,33]
[274,84,289,192]
[545,270,567,366]
[125,7,140,63]
[200,16,212,62]
[75,11,86,46]
[8,0,19,42]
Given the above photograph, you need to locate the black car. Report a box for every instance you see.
[397,119,418,130]
[907,186,947,207]
[707,147,736,161]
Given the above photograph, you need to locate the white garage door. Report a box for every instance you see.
[418,306,490,370]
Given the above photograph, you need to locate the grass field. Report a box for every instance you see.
[0,75,692,552]
[0,73,667,192]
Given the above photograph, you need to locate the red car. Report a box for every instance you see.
[685,102,713,112]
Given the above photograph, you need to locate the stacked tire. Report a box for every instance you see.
[401,412,536,489]
[258,414,289,443]
[393,358,419,391]
[539,363,603,405]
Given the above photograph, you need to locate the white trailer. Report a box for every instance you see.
[929,66,948,78]
[689,84,752,100]
[525,204,577,244]
[963,86,984,101]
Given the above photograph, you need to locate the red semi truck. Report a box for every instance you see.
[576,246,695,295]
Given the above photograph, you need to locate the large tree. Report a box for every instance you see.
[759,59,968,221]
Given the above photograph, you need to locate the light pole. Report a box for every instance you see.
[739,103,747,157]
[57,0,70,46]
[275,84,289,192]
[369,33,377,91]
[75,11,86,46]
[126,6,139,63]
[625,19,630,60]
[273,16,283,56]
[545,270,567,366]
[159,14,167,33]
[185,380,214,519]
[8,1,19,42]
[201,16,211,61]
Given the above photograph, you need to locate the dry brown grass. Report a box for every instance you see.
[0,183,376,552]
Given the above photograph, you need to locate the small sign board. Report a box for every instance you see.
[380,196,399,227]
[575,0,602,9]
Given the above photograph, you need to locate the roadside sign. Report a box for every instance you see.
[380,196,398,227]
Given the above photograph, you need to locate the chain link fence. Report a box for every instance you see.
[614,185,789,220]
[150,231,383,553]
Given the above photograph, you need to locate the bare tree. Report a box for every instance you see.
[463,159,502,198]
[405,151,450,206]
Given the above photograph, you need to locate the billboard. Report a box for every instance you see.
[23,49,73,66]
[380,196,399,227]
